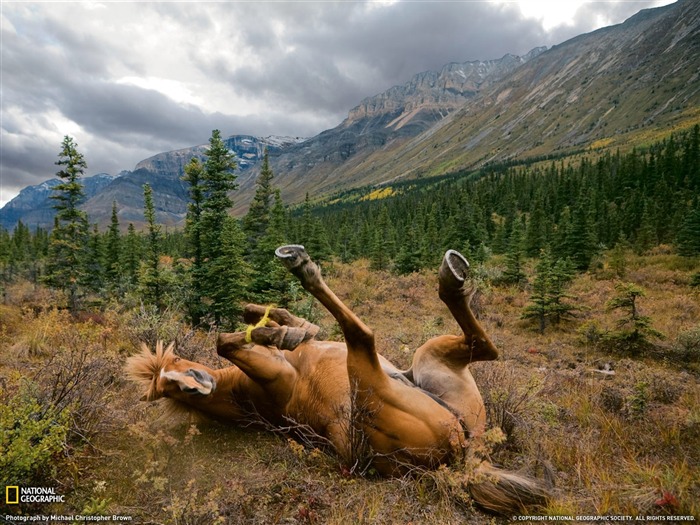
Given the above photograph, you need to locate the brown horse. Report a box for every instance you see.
[127,247,550,514]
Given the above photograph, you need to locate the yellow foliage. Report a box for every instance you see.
[360,187,395,201]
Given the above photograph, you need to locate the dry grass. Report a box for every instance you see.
[1,252,699,522]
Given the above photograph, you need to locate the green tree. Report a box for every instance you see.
[105,201,122,290]
[197,129,250,326]
[501,218,527,285]
[138,184,165,310]
[605,282,663,353]
[242,148,275,249]
[123,223,141,286]
[84,224,105,294]
[677,202,700,256]
[521,248,576,333]
[203,217,250,329]
[395,222,423,275]
[182,157,206,323]
[44,136,90,312]
[183,157,206,271]
[248,189,295,305]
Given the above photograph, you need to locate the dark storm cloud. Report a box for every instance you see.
[0,0,675,206]
[210,1,548,114]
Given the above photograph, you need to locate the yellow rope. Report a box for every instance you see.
[244,305,273,343]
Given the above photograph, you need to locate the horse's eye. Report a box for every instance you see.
[173,357,181,363]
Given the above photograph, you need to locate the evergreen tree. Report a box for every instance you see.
[44,136,90,312]
[123,223,141,286]
[634,201,656,255]
[522,249,552,334]
[182,157,206,323]
[203,217,250,329]
[197,129,249,325]
[139,184,165,310]
[242,148,275,249]
[84,224,105,293]
[248,189,294,305]
[605,282,663,353]
[677,201,700,256]
[105,201,121,290]
[183,157,205,271]
[395,222,423,275]
[521,248,576,333]
[501,218,527,285]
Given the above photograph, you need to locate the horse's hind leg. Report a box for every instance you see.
[438,250,498,362]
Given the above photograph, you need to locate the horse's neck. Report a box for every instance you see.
[178,366,256,421]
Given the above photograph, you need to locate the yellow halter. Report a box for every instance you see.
[245,305,273,343]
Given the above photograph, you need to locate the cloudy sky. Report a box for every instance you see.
[0,0,675,207]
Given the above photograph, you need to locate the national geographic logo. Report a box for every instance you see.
[4,486,65,504]
[5,486,19,504]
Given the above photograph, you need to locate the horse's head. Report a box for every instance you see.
[126,341,217,401]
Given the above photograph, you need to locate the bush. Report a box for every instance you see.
[669,325,700,363]
[0,381,71,486]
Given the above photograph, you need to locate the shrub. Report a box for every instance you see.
[669,325,700,363]
[0,380,71,486]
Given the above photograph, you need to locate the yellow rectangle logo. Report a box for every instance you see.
[6,486,19,504]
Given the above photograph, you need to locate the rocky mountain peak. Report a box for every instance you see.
[344,47,547,130]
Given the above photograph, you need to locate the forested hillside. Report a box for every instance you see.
[293,125,700,272]
[2,126,699,311]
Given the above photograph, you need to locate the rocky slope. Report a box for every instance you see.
[333,0,699,183]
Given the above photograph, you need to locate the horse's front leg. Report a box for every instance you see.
[217,331,298,409]
[242,304,320,349]
[275,245,381,373]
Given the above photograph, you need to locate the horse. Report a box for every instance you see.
[126,246,550,514]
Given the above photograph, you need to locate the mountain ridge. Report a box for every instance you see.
[2,0,698,230]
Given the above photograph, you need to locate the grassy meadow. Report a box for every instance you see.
[1,250,699,524]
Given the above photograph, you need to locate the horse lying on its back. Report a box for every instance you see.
[127,247,551,514]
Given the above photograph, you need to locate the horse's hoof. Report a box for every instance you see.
[439,249,470,295]
[275,244,309,270]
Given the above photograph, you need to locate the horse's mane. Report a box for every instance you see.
[126,341,175,401]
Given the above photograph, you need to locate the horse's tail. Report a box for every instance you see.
[467,461,551,515]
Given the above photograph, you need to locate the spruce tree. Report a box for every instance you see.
[183,157,205,271]
[248,189,293,305]
[139,184,164,310]
[84,224,105,294]
[197,129,249,325]
[606,282,663,353]
[123,223,141,286]
[677,201,700,256]
[395,222,422,275]
[105,201,121,290]
[203,217,250,329]
[521,248,576,333]
[242,148,274,249]
[522,248,553,334]
[44,136,90,312]
[501,218,527,285]
[182,157,206,323]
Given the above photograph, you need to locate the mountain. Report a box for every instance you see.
[2,0,698,229]
[247,48,546,213]
[316,0,699,184]
[0,173,117,230]
[0,136,304,230]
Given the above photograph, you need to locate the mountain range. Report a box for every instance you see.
[2,0,698,231]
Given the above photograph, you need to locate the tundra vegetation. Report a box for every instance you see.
[0,127,699,522]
